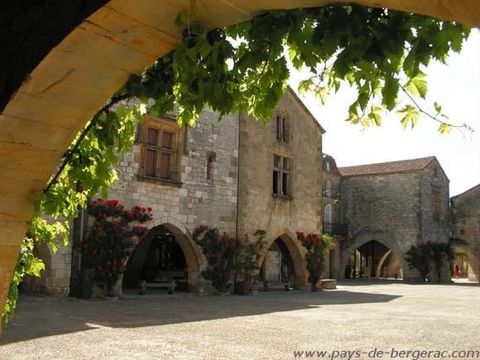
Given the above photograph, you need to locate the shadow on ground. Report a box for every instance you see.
[0,289,400,345]
[338,279,480,287]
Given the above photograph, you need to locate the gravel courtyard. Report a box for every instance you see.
[1,281,479,360]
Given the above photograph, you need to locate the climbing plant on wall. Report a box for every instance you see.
[3,4,471,325]
[83,199,152,297]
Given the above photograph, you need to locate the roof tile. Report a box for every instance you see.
[339,156,436,177]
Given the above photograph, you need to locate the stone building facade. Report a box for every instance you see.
[321,154,345,279]
[29,92,469,296]
[451,184,480,281]
[339,157,450,281]
[237,89,325,289]
[103,110,240,291]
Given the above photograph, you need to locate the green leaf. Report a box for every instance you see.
[397,104,419,129]
[298,78,314,93]
[405,73,428,99]
[382,76,399,111]
[438,123,452,134]
[368,105,383,126]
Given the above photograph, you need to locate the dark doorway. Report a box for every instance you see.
[345,240,402,280]
[123,225,189,292]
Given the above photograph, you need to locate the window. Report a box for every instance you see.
[324,204,332,224]
[325,180,332,197]
[206,152,216,180]
[276,115,288,142]
[432,186,441,220]
[273,154,291,196]
[141,117,182,181]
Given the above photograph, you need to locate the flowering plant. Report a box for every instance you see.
[297,232,333,291]
[83,198,153,296]
[192,225,237,292]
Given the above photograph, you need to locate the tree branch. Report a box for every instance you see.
[43,94,130,194]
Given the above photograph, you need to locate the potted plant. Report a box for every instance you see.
[297,232,333,291]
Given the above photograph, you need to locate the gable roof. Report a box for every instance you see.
[286,87,326,134]
[451,183,480,201]
[339,156,436,177]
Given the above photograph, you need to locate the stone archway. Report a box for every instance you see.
[124,223,203,291]
[340,230,409,280]
[258,230,307,289]
[453,246,480,282]
[375,250,392,279]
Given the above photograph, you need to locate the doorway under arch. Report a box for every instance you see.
[123,224,201,292]
[259,233,307,290]
[344,240,403,280]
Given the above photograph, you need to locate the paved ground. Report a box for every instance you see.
[1,281,479,360]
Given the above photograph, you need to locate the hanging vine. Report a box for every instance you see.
[3,4,471,326]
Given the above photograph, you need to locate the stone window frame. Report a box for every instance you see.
[272,152,292,198]
[138,116,184,185]
[275,113,289,143]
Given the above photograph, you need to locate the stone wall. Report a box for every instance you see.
[340,161,450,281]
[322,155,344,279]
[340,171,423,279]
[419,159,450,245]
[237,90,324,288]
[451,185,480,282]
[110,109,239,235]
[106,109,239,289]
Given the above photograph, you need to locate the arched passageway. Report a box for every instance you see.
[259,233,307,290]
[343,240,403,280]
[123,224,201,292]
[1,0,480,325]
[452,246,480,283]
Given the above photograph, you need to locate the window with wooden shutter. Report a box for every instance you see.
[140,117,183,183]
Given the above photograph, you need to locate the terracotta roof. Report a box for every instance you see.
[339,156,436,177]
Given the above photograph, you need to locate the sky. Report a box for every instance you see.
[290,30,480,197]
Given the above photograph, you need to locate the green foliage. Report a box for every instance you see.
[405,239,458,282]
[2,238,44,327]
[296,232,333,290]
[124,5,470,131]
[405,243,433,282]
